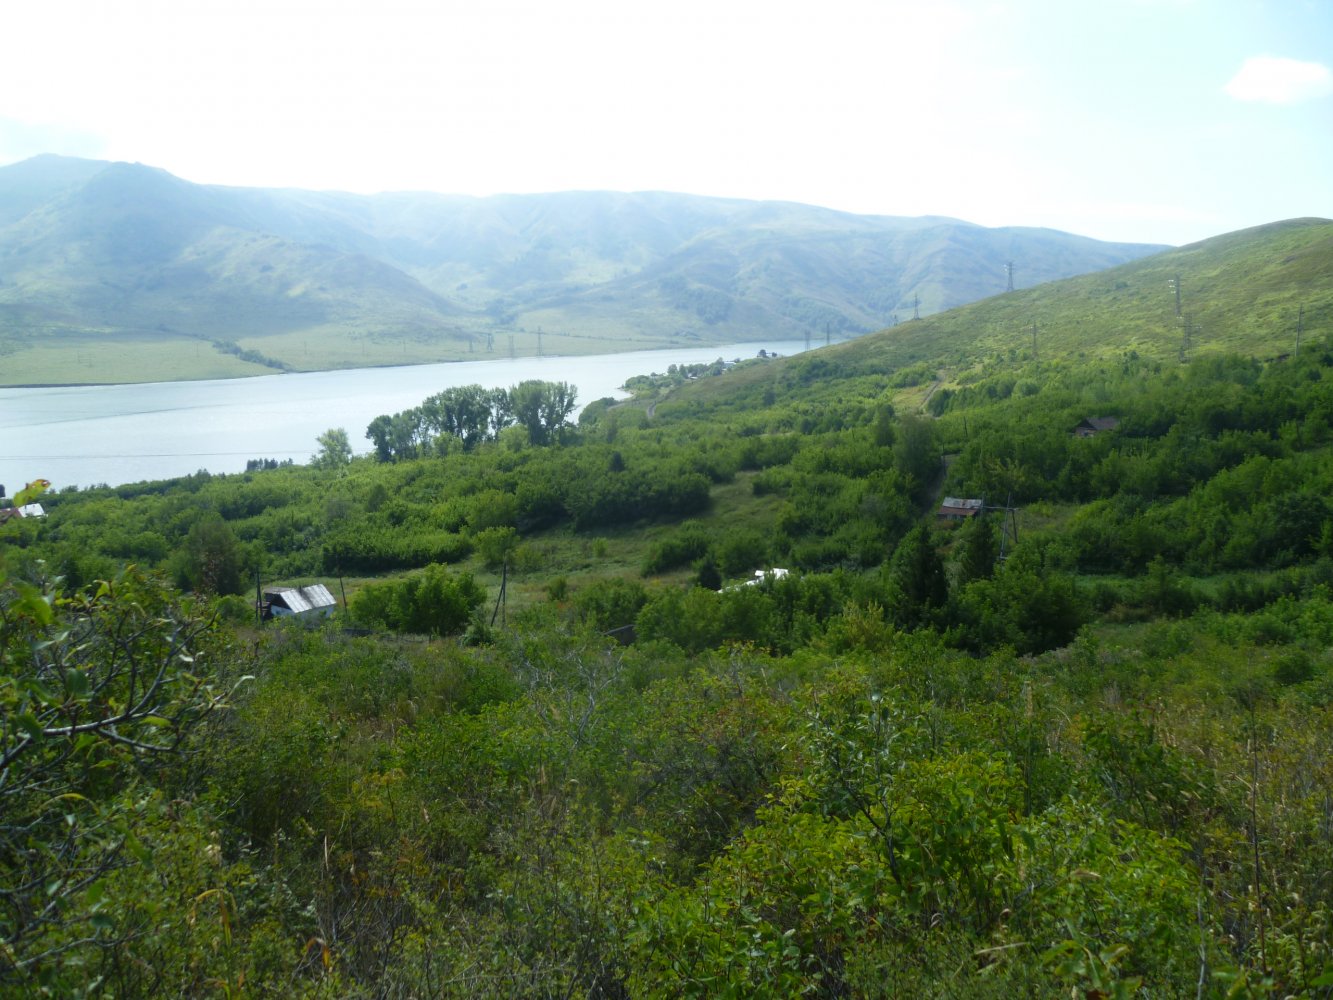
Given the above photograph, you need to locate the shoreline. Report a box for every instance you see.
[0,341,787,392]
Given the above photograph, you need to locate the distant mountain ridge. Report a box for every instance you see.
[0,154,1167,384]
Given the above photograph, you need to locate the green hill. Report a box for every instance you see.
[671,217,1333,418]
[0,155,1164,384]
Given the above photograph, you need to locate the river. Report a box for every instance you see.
[0,342,808,490]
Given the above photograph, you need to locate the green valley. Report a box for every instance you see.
[2,218,1332,997]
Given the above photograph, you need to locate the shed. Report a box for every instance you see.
[1073,416,1120,438]
[938,497,983,520]
[263,584,338,621]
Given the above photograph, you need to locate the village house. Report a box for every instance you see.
[261,584,338,621]
[0,503,46,524]
[937,497,984,521]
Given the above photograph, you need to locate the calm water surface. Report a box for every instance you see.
[0,342,807,490]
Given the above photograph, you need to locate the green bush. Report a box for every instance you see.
[350,563,485,635]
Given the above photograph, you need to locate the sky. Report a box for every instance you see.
[0,0,1329,246]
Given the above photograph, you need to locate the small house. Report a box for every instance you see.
[938,497,983,521]
[262,584,338,621]
[0,503,45,524]
[1073,416,1120,438]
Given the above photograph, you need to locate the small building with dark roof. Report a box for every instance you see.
[1073,416,1120,438]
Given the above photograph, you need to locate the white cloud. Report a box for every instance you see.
[1224,56,1333,104]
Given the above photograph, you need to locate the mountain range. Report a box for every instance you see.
[0,154,1167,384]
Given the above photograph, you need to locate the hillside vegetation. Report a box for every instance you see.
[0,155,1162,384]
[2,218,1332,997]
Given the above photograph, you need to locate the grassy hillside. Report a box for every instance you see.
[668,217,1333,419]
[0,156,1164,385]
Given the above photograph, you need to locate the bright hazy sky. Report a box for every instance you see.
[1,0,1329,245]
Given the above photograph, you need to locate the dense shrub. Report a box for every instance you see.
[349,563,485,635]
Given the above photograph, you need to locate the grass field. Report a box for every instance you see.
[0,324,724,386]
[0,335,272,385]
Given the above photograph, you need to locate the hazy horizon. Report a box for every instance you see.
[2,1,1330,247]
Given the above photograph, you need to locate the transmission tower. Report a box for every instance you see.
[1179,313,1196,362]
[913,294,920,321]
[1005,261,1014,293]
[1168,275,1182,318]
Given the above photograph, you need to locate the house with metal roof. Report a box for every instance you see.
[262,584,338,621]
[937,497,984,521]
[0,503,45,524]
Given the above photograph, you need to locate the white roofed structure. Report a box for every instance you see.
[263,584,338,620]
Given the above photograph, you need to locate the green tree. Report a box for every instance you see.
[955,514,998,586]
[312,426,352,469]
[891,525,947,628]
[366,414,394,462]
[893,413,939,491]
[507,380,578,446]
[176,513,247,596]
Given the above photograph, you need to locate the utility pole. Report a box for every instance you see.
[537,327,543,357]
[508,334,515,359]
[1005,261,1015,293]
[990,493,1020,562]
[1031,321,1038,360]
[1296,305,1304,357]
[491,558,508,628]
